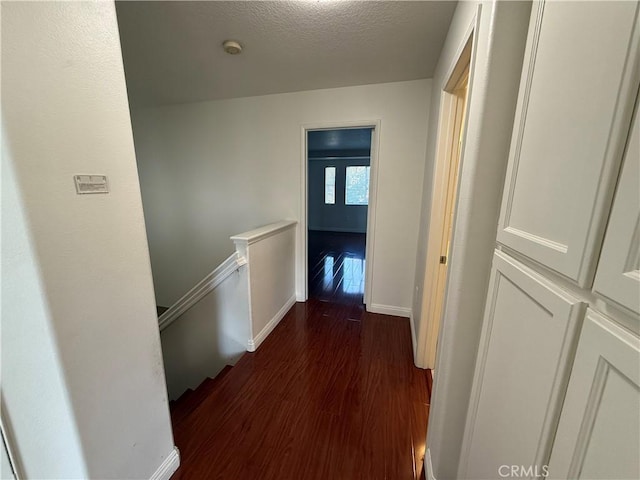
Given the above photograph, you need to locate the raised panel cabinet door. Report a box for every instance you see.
[547,309,640,480]
[497,1,640,287]
[593,94,640,317]
[458,250,586,479]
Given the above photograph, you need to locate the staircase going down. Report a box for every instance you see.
[169,365,233,432]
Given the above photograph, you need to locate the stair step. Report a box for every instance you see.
[172,358,260,459]
[170,365,234,428]
[169,389,194,424]
[171,388,194,411]
[211,364,233,386]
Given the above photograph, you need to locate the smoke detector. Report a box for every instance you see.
[222,40,242,55]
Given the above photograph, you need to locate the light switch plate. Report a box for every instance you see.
[74,175,108,194]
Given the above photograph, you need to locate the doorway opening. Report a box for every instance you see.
[417,36,473,370]
[306,127,374,308]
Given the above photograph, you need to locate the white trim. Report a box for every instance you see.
[158,253,247,331]
[247,294,296,352]
[425,448,437,480]
[367,303,412,318]
[230,220,297,246]
[409,311,418,364]
[298,126,308,302]
[416,9,479,371]
[442,14,477,93]
[502,226,568,254]
[298,119,382,305]
[149,447,180,480]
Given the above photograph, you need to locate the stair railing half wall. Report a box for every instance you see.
[158,219,298,400]
[231,220,298,352]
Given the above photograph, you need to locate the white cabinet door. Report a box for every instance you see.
[547,309,640,480]
[458,251,586,479]
[593,95,640,317]
[497,1,640,287]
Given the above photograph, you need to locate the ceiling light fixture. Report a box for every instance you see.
[222,40,242,55]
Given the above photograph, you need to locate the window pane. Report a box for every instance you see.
[325,166,336,204]
[345,166,370,205]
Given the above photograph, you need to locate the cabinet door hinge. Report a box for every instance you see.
[440,255,447,265]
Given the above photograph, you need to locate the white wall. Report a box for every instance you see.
[1,433,15,480]
[412,1,531,478]
[2,2,176,478]
[131,80,431,313]
[2,132,88,479]
[160,265,249,400]
[233,221,298,351]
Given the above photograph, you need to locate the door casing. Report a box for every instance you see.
[297,120,381,307]
[416,34,474,370]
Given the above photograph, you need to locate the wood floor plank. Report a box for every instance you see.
[308,230,366,306]
[171,299,429,479]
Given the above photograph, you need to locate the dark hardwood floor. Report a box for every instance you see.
[171,297,431,479]
[308,230,367,306]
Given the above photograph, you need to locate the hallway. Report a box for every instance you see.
[171,298,431,479]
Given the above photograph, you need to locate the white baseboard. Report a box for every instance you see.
[367,303,412,318]
[150,447,180,480]
[409,311,417,362]
[247,294,296,352]
[425,448,437,480]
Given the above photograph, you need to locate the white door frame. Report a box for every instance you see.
[297,119,382,306]
[416,25,477,370]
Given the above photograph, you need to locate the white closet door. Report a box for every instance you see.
[497,1,640,286]
[593,95,640,317]
[547,309,640,480]
[458,251,586,479]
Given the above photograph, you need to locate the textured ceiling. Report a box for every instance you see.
[116,1,457,107]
